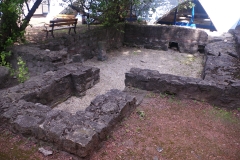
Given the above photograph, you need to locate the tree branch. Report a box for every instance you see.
[20,0,43,31]
[24,0,30,12]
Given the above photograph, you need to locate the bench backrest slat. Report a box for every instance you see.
[54,14,75,19]
[50,18,77,23]
[50,22,76,27]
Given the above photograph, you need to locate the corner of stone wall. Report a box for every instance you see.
[124,23,208,54]
[0,63,139,158]
[125,67,240,109]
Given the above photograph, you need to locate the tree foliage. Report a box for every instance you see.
[0,0,41,82]
[178,0,195,10]
[63,0,140,27]
[0,0,42,56]
[64,0,195,27]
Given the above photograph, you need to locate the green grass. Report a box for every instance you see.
[207,107,240,123]
[0,131,40,160]
[136,110,145,119]
[145,92,157,98]
[132,51,138,55]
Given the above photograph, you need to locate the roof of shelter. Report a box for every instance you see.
[157,0,240,32]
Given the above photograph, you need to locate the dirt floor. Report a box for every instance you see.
[1,94,240,160]
[91,95,240,160]
[25,18,205,114]
[1,18,240,159]
[55,47,204,113]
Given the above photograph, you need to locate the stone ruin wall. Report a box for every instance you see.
[4,24,125,80]
[0,63,137,158]
[124,24,240,110]
[125,67,240,110]
[230,28,240,58]
[1,23,240,158]
[124,23,208,53]
[7,23,209,80]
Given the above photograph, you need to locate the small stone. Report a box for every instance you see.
[72,54,84,63]
[97,41,108,61]
[45,49,50,52]
[38,147,53,156]
[156,146,163,153]
[186,54,194,58]
[153,156,159,160]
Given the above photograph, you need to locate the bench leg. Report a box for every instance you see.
[74,27,76,34]
[46,31,48,38]
[51,31,54,38]
[68,28,71,35]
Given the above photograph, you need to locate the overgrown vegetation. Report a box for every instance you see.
[66,0,194,25]
[0,0,194,83]
[0,0,42,51]
[178,0,195,10]
[16,57,29,83]
[0,0,40,82]
[207,106,240,124]
[63,0,155,27]
[0,50,11,67]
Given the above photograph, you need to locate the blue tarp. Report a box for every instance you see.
[174,0,196,28]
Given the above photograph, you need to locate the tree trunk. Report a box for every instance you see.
[20,0,43,31]
[0,0,43,51]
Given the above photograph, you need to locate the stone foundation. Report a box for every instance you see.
[125,67,240,109]
[1,23,240,158]
[125,28,240,109]
[124,23,208,53]
[0,63,136,158]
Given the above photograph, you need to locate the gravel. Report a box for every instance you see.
[54,47,204,114]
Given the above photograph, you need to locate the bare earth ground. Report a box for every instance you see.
[27,18,205,114]
[0,18,240,159]
[91,96,240,160]
[1,96,240,160]
[55,47,204,113]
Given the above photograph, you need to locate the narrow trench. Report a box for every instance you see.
[168,42,179,51]
[198,45,205,53]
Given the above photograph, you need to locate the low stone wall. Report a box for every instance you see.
[125,68,240,109]
[40,24,125,63]
[9,24,207,79]
[71,25,124,62]
[124,28,240,109]
[0,63,137,158]
[0,63,99,113]
[10,45,68,77]
[229,28,240,59]
[3,23,240,158]
[8,25,125,79]
[204,31,240,84]
[0,66,10,89]
[124,23,208,53]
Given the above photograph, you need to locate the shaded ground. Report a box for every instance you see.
[55,47,204,113]
[1,94,240,160]
[0,128,76,160]
[1,17,239,159]
[91,94,240,160]
[25,17,96,44]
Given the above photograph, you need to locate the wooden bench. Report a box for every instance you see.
[43,15,77,38]
[54,14,76,19]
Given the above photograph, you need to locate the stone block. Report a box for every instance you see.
[0,66,10,89]
[204,54,240,84]
[125,67,240,109]
[124,24,208,53]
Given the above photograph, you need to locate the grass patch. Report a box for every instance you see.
[91,97,240,160]
[145,92,157,98]
[0,129,39,160]
[207,107,240,123]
